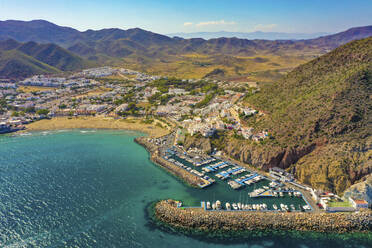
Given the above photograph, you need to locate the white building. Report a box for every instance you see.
[115,104,129,113]
[349,198,369,210]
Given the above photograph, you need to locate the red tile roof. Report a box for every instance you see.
[354,199,368,205]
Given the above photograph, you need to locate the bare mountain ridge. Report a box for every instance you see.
[0,20,371,59]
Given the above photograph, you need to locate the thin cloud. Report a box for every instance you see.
[183,22,193,27]
[196,20,236,27]
[253,24,278,31]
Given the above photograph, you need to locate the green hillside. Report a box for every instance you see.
[17,41,89,71]
[0,39,91,78]
[243,37,372,193]
[0,49,60,78]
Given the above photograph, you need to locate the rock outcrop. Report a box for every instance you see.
[344,175,372,204]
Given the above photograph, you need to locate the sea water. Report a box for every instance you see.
[0,130,370,247]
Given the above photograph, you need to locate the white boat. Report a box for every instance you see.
[206,201,211,209]
[303,205,311,211]
[216,200,221,210]
[237,203,242,210]
[288,192,292,197]
[232,203,238,210]
[273,204,278,210]
[248,204,252,210]
[212,203,216,210]
[280,203,285,211]
[290,204,296,211]
[226,202,231,210]
[279,192,284,197]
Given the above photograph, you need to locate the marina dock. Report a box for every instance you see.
[160,145,313,211]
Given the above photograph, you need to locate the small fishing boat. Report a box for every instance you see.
[225,202,231,210]
[232,203,238,210]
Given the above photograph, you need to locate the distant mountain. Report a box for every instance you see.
[0,20,371,78]
[0,39,90,78]
[167,31,330,40]
[0,20,82,47]
[305,25,372,48]
[0,20,370,58]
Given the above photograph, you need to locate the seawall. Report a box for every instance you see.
[154,200,372,234]
[135,136,204,188]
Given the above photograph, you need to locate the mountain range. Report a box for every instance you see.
[0,20,371,79]
[167,31,330,40]
[0,39,90,78]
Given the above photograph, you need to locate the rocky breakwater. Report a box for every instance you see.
[154,200,372,235]
[135,137,204,188]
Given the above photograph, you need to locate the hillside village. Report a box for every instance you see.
[0,66,268,142]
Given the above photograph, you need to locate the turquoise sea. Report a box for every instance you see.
[0,130,370,248]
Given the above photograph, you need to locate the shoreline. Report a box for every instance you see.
[152,200,372,236]
[23,116,170,138]
[23,116,202,187]
[19,117,372,236]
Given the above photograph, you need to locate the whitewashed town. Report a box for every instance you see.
[0,66,268,142]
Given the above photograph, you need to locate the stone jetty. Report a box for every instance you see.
[154,200,372,234]
[135,137,204,188]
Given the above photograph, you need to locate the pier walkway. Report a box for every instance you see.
[235,173,259,185]
[204,161,227,172]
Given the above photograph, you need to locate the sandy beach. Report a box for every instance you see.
[25,117,170,138]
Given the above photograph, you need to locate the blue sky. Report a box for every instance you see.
[0,0,371,34]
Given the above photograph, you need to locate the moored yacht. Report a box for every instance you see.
[216,200,221,210]
[232,203,238,210]
[225,202,231,210]
[212,203,216,210]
